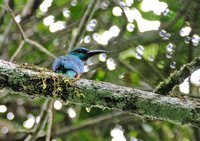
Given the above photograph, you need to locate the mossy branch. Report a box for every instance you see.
[1,60,200,127]
[154,57,200,95]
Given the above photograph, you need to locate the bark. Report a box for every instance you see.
[0,60,200,127]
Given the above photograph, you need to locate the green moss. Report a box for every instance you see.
[19,63,50,72]
[135,98,197,125]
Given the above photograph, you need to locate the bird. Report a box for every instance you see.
[52,47,108,78]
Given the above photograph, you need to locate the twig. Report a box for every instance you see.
[68,0,99,52]
[32,113,49,141]
[45,100,54,141]
[56,112,125,136]
[24,99,51,141]
[26,38,56,59]
[10,40,25,62]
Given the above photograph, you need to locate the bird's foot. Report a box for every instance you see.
[75,73,81,79]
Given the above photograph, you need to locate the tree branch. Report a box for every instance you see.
[154,57,200,95]
[0,60,200,127]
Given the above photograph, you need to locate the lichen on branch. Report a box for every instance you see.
[1,60,200,127]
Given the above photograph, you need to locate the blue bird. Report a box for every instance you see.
[52,47,108,78]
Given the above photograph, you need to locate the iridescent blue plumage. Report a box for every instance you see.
[52,47,107,78]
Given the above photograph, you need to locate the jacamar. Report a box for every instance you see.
[52,47,108,78]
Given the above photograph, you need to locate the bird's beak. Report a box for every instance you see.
[87,50,108,57]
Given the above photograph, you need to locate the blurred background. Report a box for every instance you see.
[0,0,200,140]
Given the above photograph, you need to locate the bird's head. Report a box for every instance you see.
[69,47,108,61]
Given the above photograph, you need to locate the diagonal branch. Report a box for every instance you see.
[68,0,99,52]
[55,112,129,136]
[10,40,25,62]
[1,60,200,127]
[0,4,56,59]
[154,57,200,95]
[24,99,50,141]
[45,100,53,141]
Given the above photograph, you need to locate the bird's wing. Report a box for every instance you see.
[52,55,84,78]
[52,56,64,72]
[62,55,84,74]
